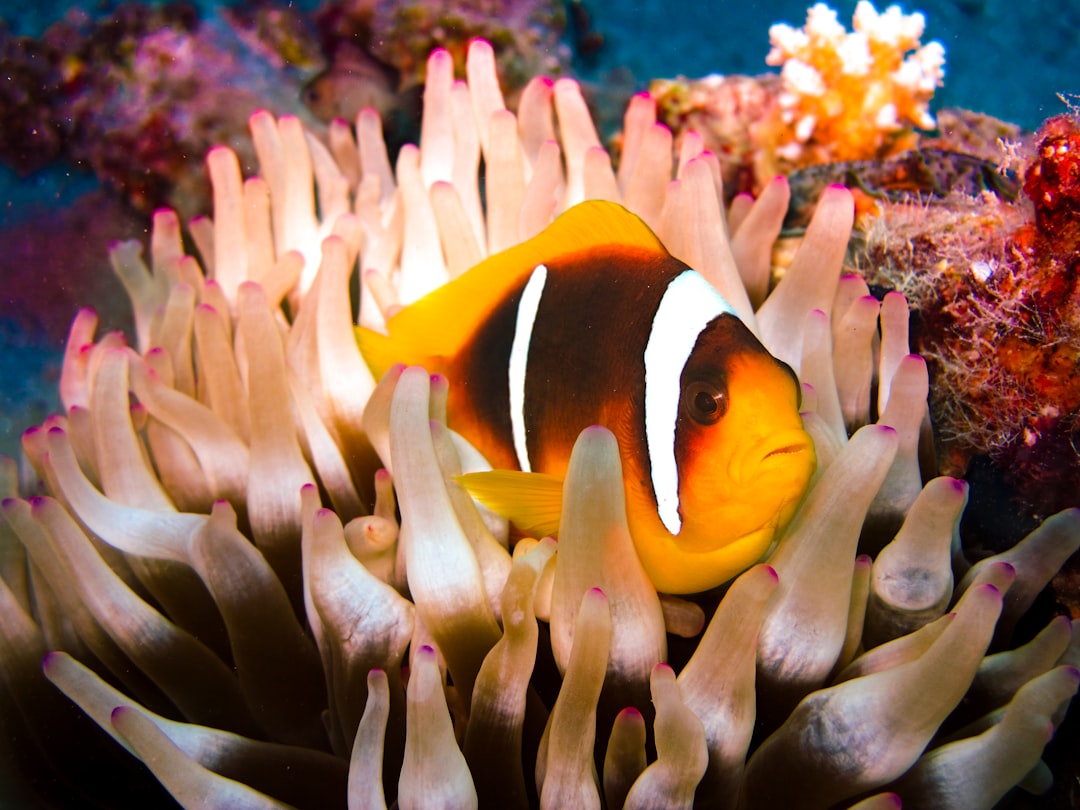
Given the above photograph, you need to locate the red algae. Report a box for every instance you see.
[985,115,1080,517]
[1023,114,1080,244]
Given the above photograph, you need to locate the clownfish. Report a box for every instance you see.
[356,201,815,594]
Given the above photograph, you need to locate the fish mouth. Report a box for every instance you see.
[736,429,815,484]
[762,436,813,462]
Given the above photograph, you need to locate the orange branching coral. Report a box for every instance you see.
[764,1,945,166]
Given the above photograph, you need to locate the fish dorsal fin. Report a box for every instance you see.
[456,470,565,539]
[373,201,668,365]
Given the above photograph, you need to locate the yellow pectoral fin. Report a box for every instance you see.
[455,470,564,539]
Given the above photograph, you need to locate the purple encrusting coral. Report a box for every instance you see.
[0,0,571,218]
[0,2,320,217]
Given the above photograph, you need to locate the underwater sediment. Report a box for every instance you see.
[0,25,1077,810]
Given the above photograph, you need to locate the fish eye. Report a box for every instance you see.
[683,381,727,425]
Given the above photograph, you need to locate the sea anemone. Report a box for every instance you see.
[0,38,1077,810]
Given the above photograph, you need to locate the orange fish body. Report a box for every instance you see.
[358,201,815,593]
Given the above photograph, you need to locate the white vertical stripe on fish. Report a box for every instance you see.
[643,270,736,534]
[508,264,549,472]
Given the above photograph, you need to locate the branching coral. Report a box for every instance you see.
[650,1,947,198]
[0,37,1077,810]
[764,1,945,165]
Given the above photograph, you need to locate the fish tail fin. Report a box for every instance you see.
[456,470,564,539]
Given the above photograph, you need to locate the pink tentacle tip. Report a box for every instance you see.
[651,122,673,136]
[374,469,390,482]
[22,425,40,437]
[1064,665,1080,682]
[110,706,132,723]
[40,651,61,673]
[827,182,850,191]
[875,424,897,435]
[762,564,780,582]
[0,497,16,509]
[772,173,789,186]
[948,477,968,493]
[46,426,66,437]
[587,586,607,598]
[653,662,674,675]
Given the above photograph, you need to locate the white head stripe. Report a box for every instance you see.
[508,264,548,472]
[643,270,736,534]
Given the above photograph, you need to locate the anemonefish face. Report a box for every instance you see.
[676,317,813,546]
[629,272,815,594]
